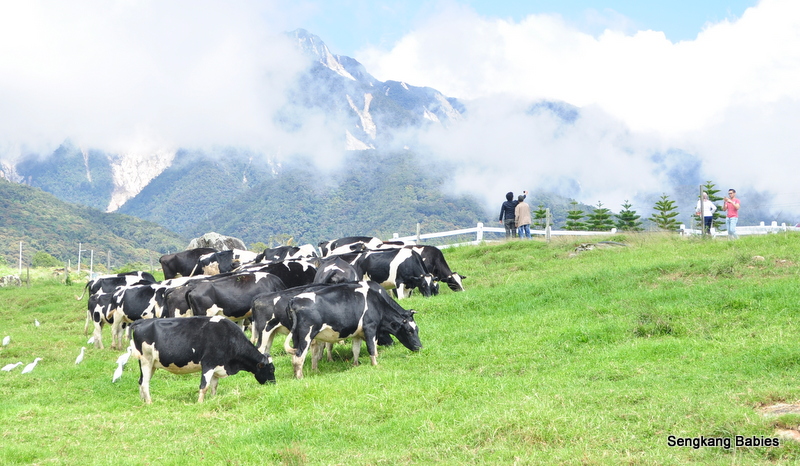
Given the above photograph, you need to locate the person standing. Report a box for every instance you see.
[723,188,740,239]
[695,192,717,235]
[515,195,532,239]
[499,190,527,238]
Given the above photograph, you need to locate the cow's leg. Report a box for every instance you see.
[209,375,220,397]
[325,342,334,362]
[351,338,363,366]
[198,368,215,403]
[110,313,123,350]
[396,284,407,299]
[92,321,104,350]
[366,334,379,366]
[138,358,154,404]
[291,327,316,379]
[311,340,323,371]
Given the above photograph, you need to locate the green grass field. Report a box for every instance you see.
[2,233,800,464]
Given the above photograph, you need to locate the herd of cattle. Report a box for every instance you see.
[77,236,466,403]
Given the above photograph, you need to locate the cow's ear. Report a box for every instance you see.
[257,362,265,369]
[459,274,467,279]
[409,309,417,315]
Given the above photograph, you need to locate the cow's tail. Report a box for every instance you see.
[75,281,91,301]
[84,306,91,336]
[284,304,297,355]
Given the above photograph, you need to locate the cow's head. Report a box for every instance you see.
[254,355,276,384]
[416,273,437,297]
[445,273,466,292]
[388,310,422,352]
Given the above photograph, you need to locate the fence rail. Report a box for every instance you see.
[680,221,800,237]
[392,223,619,248]
[392,221,800,248]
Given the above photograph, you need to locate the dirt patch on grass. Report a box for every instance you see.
[759,403,800,443]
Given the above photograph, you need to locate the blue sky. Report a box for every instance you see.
[301,0,757,57]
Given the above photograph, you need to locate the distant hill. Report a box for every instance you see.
[0,179,187,268]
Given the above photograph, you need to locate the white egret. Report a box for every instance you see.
[34,319,40,327]
[75,347,86,365]
[1,362,22,371]
[2,335,9,346]
[21,358,42,374]
[87,336,95,345]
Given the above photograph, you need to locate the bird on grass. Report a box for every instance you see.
[87,336,95,345]
[34,319,40,327]
[21,358,42,374]
[2,335,9,346]
[75,347,86,365]
[2,362,23,372]
[112,347,133,383]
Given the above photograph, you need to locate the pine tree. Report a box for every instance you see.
[532,204,548,230]
[650,194,680,231]
[615,200,643,231]
[564,200,587,231]
[587,201,615,231]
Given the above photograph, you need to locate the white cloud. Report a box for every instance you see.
[0,0,343,159]
[360,0,800,218]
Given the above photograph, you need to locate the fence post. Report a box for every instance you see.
[477,222,484,243]
[545,208,552,243]
[416,223,421,243]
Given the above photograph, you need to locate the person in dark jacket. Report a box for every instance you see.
[499,190,527,238]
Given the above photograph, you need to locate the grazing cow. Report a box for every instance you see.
[130,316,276,403]
[75,271,157,300]
[192,249,258,276]
[186,272,287,324]
[359,249,437,298]
[313,256,361,284]
[318,236,383,257]
[407,245,466,292]
[159,248,217,280]
[287,281,422,379]
[250,283,333,355]
[255,244,318,263]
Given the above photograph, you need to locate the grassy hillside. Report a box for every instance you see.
[2,233,800,464]
[0,179,187,267]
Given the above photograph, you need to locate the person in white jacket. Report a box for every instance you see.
[695,192,717,234]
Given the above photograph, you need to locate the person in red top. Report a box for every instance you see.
[723,188,740,239]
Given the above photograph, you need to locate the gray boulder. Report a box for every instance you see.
[187,232,246,251]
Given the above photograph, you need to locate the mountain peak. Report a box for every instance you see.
[289,28,356,81]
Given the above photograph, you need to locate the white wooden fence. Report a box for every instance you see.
[391,222,619,248]
[680,221,800,237]
[391,220,800,248]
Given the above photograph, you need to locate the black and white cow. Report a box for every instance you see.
[130,316,276,403]
[318,236,383,257]
[159,248,217,280]
[250,283,333,355]
[192,249,258,276]
[287,281,422,379]
[359,249,438,298]
[186,272,287,323]
[406,245,466,292]
[75,271,157,300]
[255,244,318,263]
[313,256,361,284]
